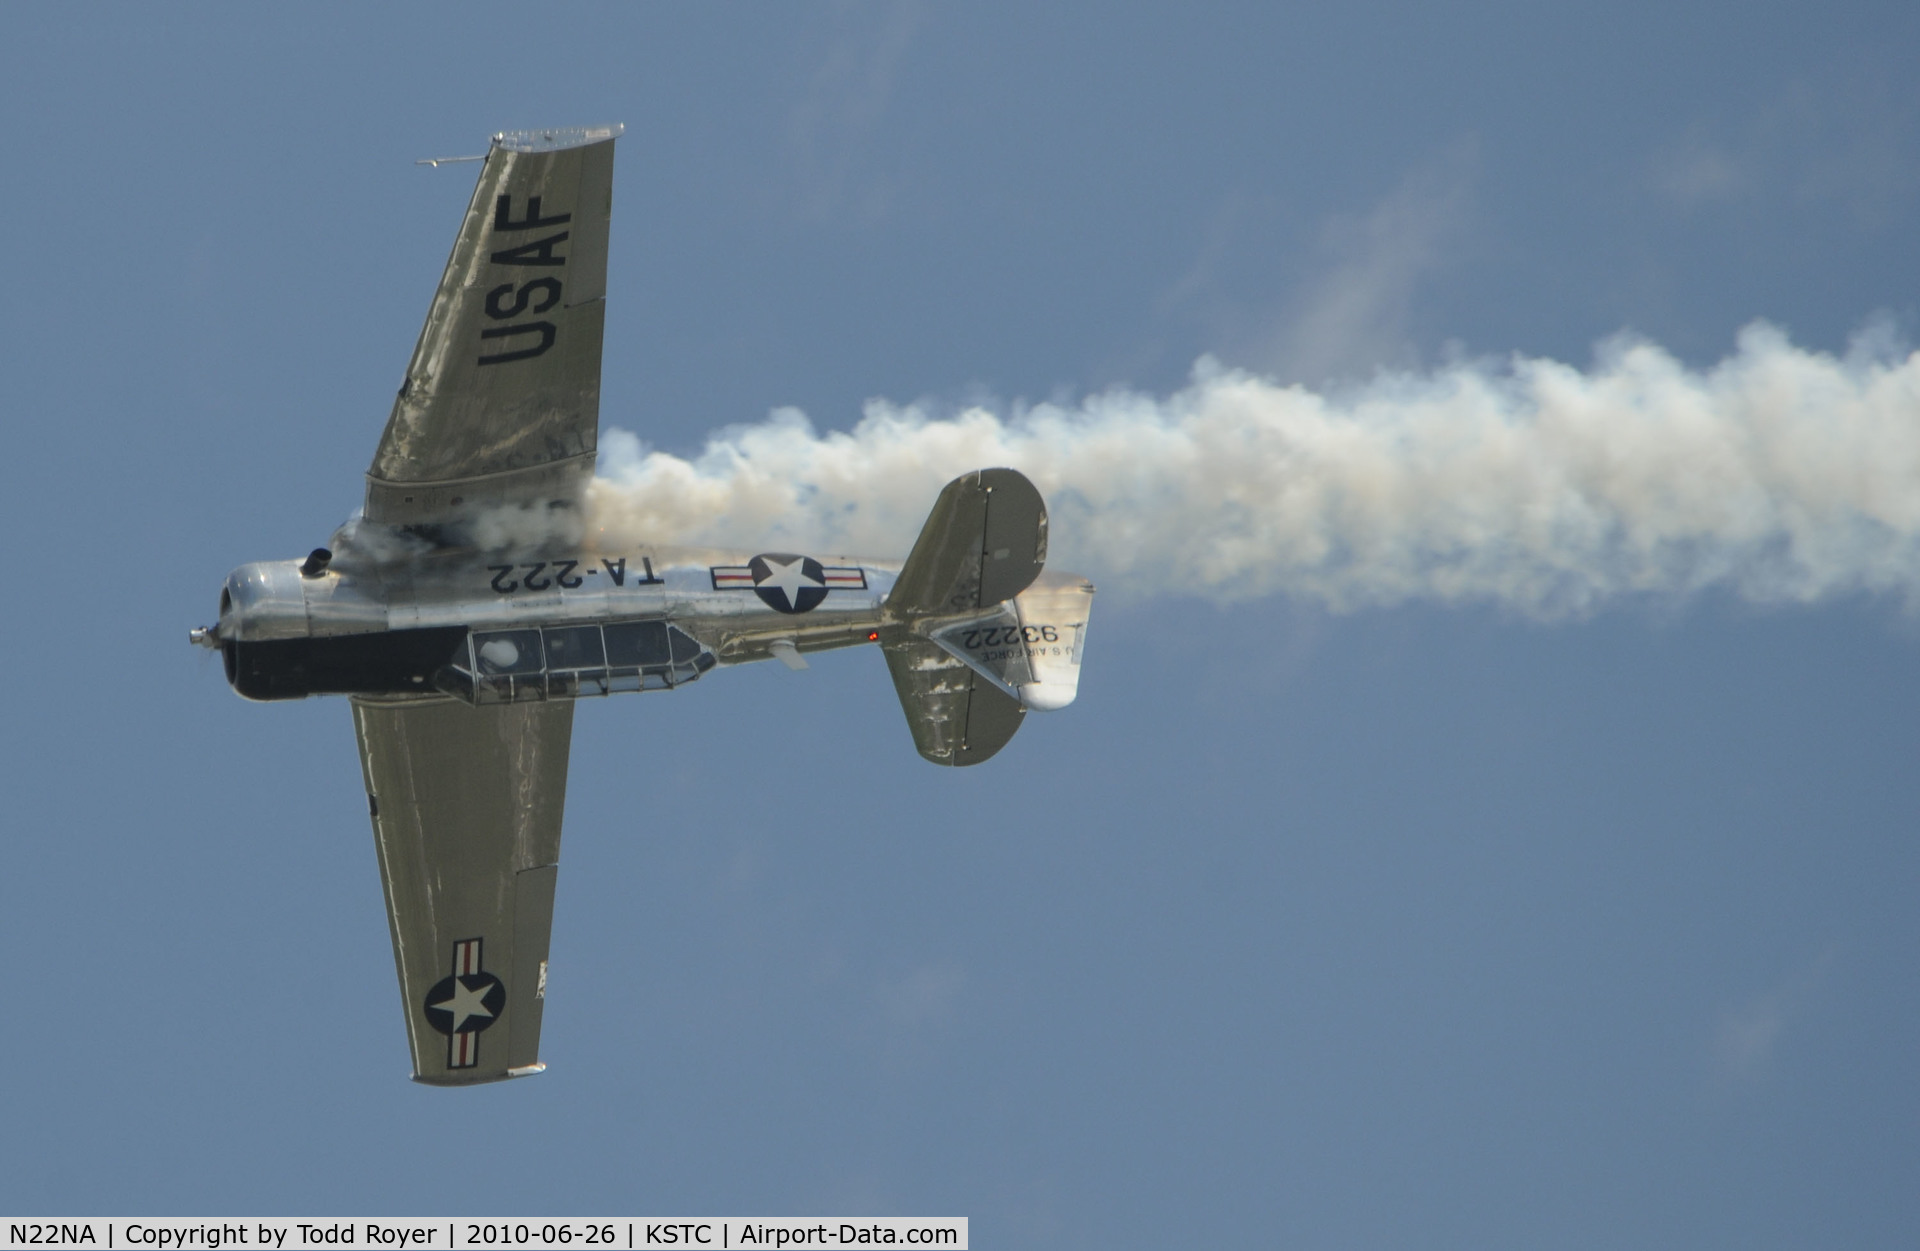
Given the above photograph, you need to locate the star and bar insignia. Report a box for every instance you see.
[423,938,506,1069]
[710,553,867,614]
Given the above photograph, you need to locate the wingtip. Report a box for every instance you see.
[409,1062,545,1087]
[492,124,624,153]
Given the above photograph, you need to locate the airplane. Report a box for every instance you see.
[190,125,1095,1085]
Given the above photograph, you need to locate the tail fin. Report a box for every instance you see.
[882,469,1094,765]
[924,572,1095,712]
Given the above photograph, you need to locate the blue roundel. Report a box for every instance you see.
[750,553,829,614]
[423,971,506,1036]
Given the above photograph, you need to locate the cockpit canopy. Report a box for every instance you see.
[441,619,716,704]
[222,616,715,703]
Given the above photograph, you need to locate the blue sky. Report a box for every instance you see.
[1,5,1916,1247]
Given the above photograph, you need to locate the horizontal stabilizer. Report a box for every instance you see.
[880,628,1025,766]
[887,468,1047,619]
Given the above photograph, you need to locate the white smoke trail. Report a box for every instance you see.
[587,321,1920,615]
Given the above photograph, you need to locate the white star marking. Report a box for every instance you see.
[431,976,497,1033]
[757,556,823,610]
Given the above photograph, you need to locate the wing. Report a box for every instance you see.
[366,126,621,530]
[879,630,1025,765]
[351,697,574,1085]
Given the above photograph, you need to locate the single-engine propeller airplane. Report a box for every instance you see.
[191,125,1095,1085]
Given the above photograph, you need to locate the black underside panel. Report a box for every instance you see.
[228,627,469,701]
